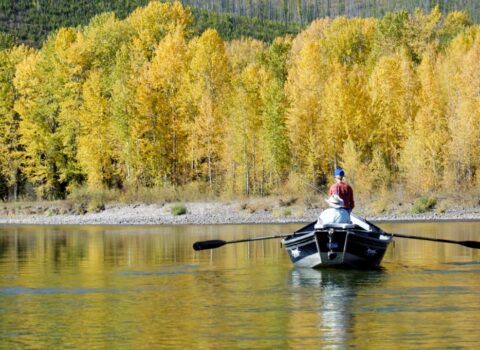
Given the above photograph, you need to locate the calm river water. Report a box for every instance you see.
[0,221,479,349]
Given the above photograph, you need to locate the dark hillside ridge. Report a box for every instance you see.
[181,0,480,24]
[0,0,479,46]
[0,0,300,46]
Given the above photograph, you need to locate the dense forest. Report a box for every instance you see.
[0,1,479,206]
[182,0,480,24]
[0,0,301,46]
[1,1,480,46]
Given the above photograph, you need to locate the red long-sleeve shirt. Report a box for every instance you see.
[329,181,355,210]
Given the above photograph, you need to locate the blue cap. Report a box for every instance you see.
[334,167,345,177]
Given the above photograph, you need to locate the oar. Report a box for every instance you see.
[387,232,480,249]
[193,234,289,251]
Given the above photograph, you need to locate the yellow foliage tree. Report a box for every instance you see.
[0,45,33,199]
[289,18,331,62]
[400,51,448,194]
[340,138,365,195]
[285,38,328,182]
[132,28,189,187]
[405,6,442,62]
[368,53,418,175]
[442,30,480,189]
[186,29,230,188]
[52,28,90,187]
[13,38,78,199]
[127,0,193,57]
[321,17,376,66]
[259,37,292,191]
[82,12,135,73]
[78,70,118,189]
[223,38,267,195]
[225,38,265,77]
[110,40,147,186]
[226,63,265,195]
[322,64,372,171]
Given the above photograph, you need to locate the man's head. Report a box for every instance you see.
[325,194,344,208]
[334,167,345,180]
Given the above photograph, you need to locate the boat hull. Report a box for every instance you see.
[282,219,392,269]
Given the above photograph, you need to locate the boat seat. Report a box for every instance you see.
[314,222,356,230]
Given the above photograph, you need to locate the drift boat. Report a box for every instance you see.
[281,215,392,269]
[193,214,479,268]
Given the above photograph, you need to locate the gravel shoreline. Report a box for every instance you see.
[0,201,479,225]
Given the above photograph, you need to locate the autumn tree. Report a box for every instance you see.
[13,35,80,199]
[0,45,33,199]
[131,28,190,187]
[223,38,265,195]
[226,63,265,195]
[322,64,371,170]
[186,28,230,188]
[371,10,409,60]
[224,36,292,195]
[400,51,449,194]
[81,12,135,77]
[441,29,480,189]
[368,53,418,178]
[438,11,470,48]
[404,6,442,63]
[285,37,328,183]
[258,37,291,192]
[109,40,147,187]
[126,0,193,58]
[51,28,91,190]
[77,70,118,189]
[321,17,376,66]
[225,37,265,76]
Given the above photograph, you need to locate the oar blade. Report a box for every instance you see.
[193,239,227,251]
[460,241,480,249]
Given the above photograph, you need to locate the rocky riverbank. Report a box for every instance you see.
[0,200,479,225]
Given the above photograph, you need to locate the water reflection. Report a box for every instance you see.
[290,267,385,288]
[289,268,385,348]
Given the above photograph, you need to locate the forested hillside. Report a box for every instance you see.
[182,0,480,24]
[0,0,297,46]
[1,0,480,46]
[0,1,479,207]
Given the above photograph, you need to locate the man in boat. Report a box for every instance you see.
[318,194,351,224]
[329,167,354,214]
